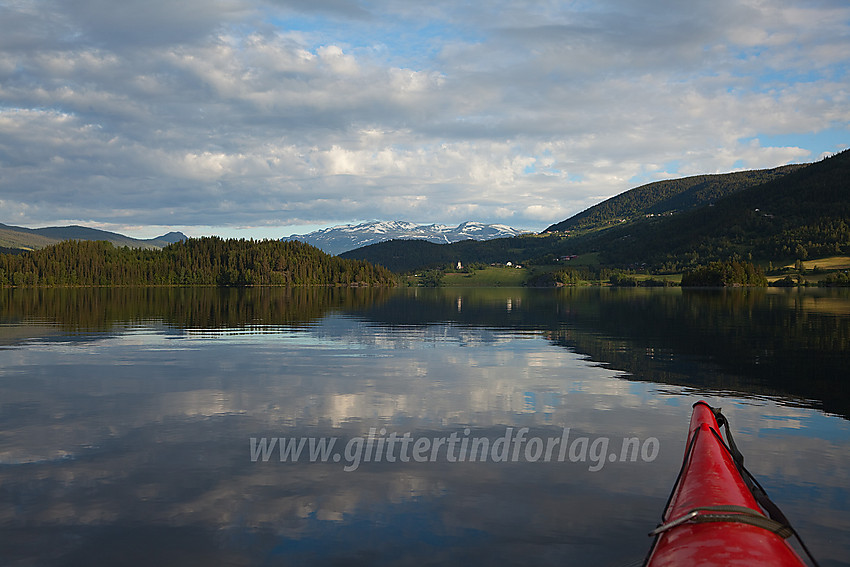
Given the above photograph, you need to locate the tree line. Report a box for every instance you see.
[0,238,398,287]
[681,260,767,287]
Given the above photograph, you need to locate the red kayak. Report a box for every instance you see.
[644,401,817,567]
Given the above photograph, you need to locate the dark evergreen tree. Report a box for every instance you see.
[0,238,397,287]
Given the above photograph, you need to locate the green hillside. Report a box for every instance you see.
[577,149,850,269]
[545,164,802,233]
[345,150,849,273]
[0,223,186,252]
[340,234,563,272]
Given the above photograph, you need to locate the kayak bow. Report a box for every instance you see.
[644,401,816,567]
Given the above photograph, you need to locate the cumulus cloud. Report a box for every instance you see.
[0,0,848,235]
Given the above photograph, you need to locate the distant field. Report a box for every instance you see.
[441,266,528,287]
[784,256,850,271]
[423,262,684,287]
[634,273,682,284]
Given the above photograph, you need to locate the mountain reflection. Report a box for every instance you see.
[350,288,850,419]
[2,286,849,565]
[2,286,849,418]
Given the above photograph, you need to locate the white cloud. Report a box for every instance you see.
[0,0,848,234]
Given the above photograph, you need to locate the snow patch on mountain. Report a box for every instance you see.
[285,221,530,255]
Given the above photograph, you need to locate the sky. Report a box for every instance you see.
[1,0,849,239]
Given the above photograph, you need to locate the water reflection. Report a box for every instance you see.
[0,286,394,336]
[347,288,850,418]
[0,287,848,566]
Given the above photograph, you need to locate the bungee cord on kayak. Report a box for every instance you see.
[643,401,820,567]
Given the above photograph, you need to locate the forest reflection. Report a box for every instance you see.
[3,286,848,418]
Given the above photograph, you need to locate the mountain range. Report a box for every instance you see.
[0,223,187,254]
[0,219,528,258]
[285,221,529,255]
[5,148,848,274]
[341,149,850,272]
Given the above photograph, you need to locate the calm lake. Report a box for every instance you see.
[1,287,849,566]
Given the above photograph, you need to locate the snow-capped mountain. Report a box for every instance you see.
[285,221,530,255]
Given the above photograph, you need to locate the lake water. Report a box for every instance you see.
[1,287,848,566]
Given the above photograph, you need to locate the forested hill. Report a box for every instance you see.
[342,149,849,273]
[579,148,850,268]
[545,164,802,233]
[0,237,397,287]
[340,235,560,273]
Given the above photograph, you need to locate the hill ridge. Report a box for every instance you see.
[0,223,187,253]
[343,150,850,272]
[545,164,803,233]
